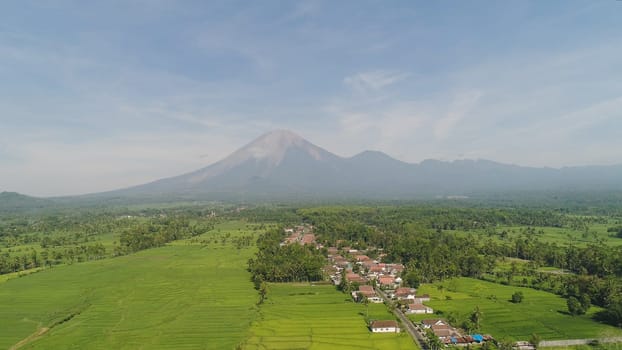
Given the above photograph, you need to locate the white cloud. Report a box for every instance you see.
[343,70,409,92]
[434,90,482,140]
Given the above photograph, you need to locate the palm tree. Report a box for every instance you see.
[470,306,482,331]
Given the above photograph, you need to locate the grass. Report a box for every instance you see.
[242,283,417,350]
[414,278,622,341]
[0,221,260,349]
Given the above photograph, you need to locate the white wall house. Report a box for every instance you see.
[370,320,400,333]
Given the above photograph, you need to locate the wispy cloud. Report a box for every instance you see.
[434,91,482,140]
[343,70,409,92]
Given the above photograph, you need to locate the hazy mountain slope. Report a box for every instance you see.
[101,130,622,199]
[0,192,56,213]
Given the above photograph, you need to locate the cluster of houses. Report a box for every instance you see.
[323,246,435,315]
[281,225,316,246]
[280,225,498,346]
[421,319,493,346]
[393,287,434,315]
[326,246,405,288]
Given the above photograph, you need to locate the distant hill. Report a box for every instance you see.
[0,191,56,213]
[103,130,622,200]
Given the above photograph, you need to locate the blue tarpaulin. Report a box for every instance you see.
[472,334,484,342]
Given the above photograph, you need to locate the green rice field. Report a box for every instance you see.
[0,221,259,349]
[242,283,417,350]
[415,278,622,341]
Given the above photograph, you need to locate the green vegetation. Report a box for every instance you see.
[2,202,622,348]
[247,227,325,284]
[0,221,259,350]
[416,278,622,341]
[512,291,524,303]
[242,283,416,350]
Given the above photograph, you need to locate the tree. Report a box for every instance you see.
[258,281,268,305]
[404,270,421,288]
[511,291,524,303]
[470,306,482,331]
[363,296,370,319]
[579,293,591,312]
[567,296,586,316]
[425,329,443,350]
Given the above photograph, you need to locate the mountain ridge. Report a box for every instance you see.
[103,130,622,199]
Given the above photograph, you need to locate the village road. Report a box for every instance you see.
[375,287,428,350]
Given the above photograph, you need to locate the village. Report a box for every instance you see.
[282,224,499,349]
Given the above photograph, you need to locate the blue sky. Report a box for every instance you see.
[2,1,621,196]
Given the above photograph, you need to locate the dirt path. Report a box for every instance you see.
[10,327,49,350]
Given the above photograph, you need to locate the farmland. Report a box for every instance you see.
[448,223,622,248]
[242,283,417,350]
[0,221,259,350]
[414,277,622,341]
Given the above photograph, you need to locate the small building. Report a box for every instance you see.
[413,294,430,303]
[370,320,400,333]
[378,275,396,288]
[358,285,376,296]
[300,233,316,245]
[406,303,434,314]
[394,287,417,300]
[369,265,384,273]
[355,255,371,262]
[346,272,367,284]
[421,319,447,329]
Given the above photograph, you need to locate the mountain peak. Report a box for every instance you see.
[218,129,332,169]
[250,129,306,156]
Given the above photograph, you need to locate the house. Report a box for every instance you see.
[300,233,316,245]
[432,324,460,339]
[406,303,434,314]
[394,287,417,300]
[385,263,405,274]
[433,328,455,339]
[369,265,384,273]
[413,294,430,303]
[332,256,349,268]
[355,255,371,262]
[358,285,376,297]
[352,286,383,303]
[421,319,447,329]
[378,275,396,288]
[362,260,376,269]
[345,273,367,284]
[370,320,400,333]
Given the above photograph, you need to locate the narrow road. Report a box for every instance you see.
[540,337,622,347]
[375,287,428,350]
